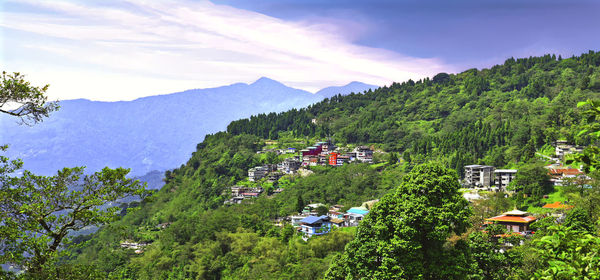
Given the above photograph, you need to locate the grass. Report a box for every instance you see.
[526,186,568,214]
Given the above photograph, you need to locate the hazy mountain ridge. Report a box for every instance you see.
[0,78,377,176]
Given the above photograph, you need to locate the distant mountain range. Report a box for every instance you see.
[0,78,377,177]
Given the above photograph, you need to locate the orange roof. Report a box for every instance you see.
[548,168,583,176]
[486,215,536,224]
[542,201,574,209]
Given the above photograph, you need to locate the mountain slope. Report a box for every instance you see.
[0,77,335,175]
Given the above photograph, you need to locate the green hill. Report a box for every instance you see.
[70,51,600,279]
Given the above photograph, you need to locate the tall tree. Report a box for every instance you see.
[0,72,147,279]
[324,162,471,280]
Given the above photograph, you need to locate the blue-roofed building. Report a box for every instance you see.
[345,207,369,227]
[347,207,369,216]
[299,215,331,240]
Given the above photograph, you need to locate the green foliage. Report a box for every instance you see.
[0,71,59,125]
[0,158,147,274]
[521,225,600,279]
[467,227,523,280]
[510,161,553,199]
[228,52,600,172]
[564,207,594,232]
[324,163,471,279]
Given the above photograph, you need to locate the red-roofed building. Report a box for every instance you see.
[486,210,537,233]
[548,168,584,178]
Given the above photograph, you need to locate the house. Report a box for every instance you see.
[355,146,373,163]
[344,213,365,227]
[330,218,345,227]
[494,169,517,190]
[230,185,248,196]
[547,167,586,186]
[299,215,332,240]
[553,140,584,159]
[464,165,495,187]
[344,207,369,226]
[329,152,339,166]
[277,157,301,173]
[248,165,269,181]
[485,209,536,234]
[267,171,284,183]
[241,192,260,198]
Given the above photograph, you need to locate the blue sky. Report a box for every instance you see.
[1,0,599,101]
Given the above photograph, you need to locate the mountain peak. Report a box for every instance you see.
[251,77,283,86]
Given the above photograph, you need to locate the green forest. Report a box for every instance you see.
[4,51,600,279]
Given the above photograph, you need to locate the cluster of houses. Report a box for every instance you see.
[299,140,373,167]
[288,202,374,240]
[224,185,284,204]
[248,140,374,183]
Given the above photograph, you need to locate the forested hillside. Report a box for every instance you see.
[228,51,600,173]
[64,51,600,279]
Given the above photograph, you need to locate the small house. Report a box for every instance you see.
[299,215,332,240]
[485,209,536,233]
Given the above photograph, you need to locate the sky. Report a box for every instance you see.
[1,0,599,101]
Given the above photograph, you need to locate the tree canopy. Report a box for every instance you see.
[325,162,471,279]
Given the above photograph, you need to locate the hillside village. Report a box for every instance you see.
[221,139,376,239]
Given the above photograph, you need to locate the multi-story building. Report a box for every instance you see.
[355,146,373,163]
[464,165,495,187]
[277,157,301,173]
[248,165,269,181]
[494,169,518,190]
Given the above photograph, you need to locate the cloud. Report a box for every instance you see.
[1,0,452,101]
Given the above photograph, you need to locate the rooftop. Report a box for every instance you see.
[542,201,574,209]
[486,215,536,224]
[300,215,329,225]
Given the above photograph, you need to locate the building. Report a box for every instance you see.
[230,185,248,196]
[277,157,301,174]
[464,165,495,187]
[299,215,332,240]
[355,146,373,163]
[329,153,339,166]
[485,209,536,233]
[554,140,584,159]
[344,207,369,227]
[248,165,269,181]
[494,169,517,190]
[267,171,283,183]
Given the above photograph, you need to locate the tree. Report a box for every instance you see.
[0,165,148,274]
[0,72,147,278]
[563,207,594,233]
[510,161,552,198]
[324,162,471,279]
[0,71,58,125]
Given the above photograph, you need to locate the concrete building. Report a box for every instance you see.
[248,165,269,181]
[464,165,495,187]
[494,169,517,190]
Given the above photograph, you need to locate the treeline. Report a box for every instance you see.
[228,51,600,174]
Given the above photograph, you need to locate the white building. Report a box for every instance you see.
[464,165,495,187]
[494,169,517,190]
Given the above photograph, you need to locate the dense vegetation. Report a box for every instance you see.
[15,51,600,279]
[228,51,600,172]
